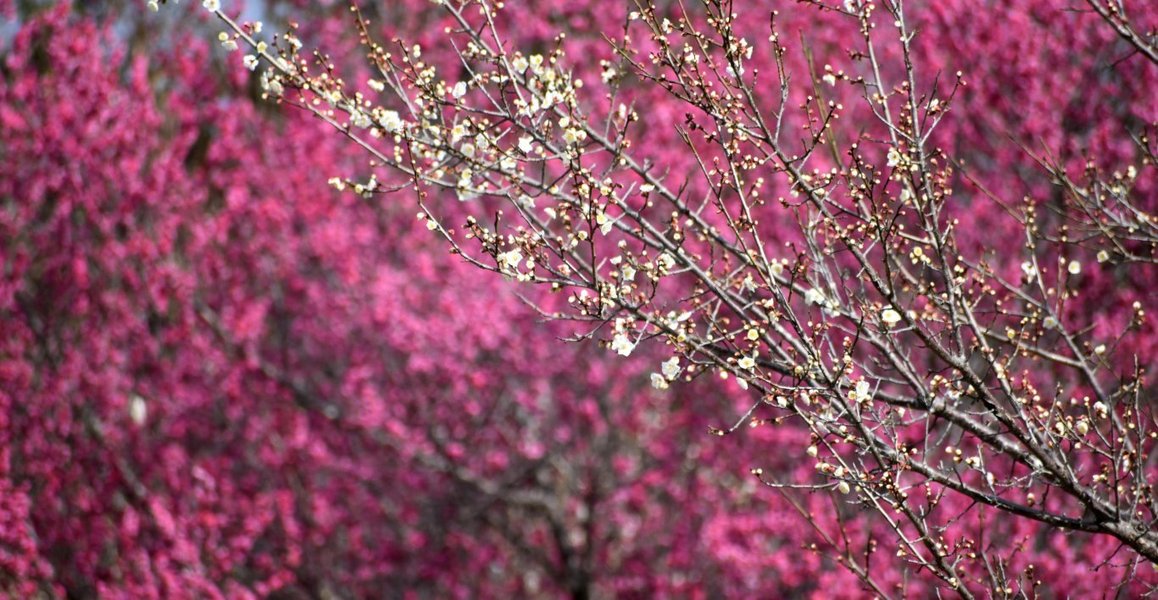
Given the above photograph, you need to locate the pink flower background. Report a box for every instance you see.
[0,0,1154,597]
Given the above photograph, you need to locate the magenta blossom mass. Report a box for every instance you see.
[1,0,1156,597]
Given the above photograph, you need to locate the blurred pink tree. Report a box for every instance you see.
[0,0,1155,597]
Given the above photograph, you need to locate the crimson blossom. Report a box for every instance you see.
[1,0,1157,598]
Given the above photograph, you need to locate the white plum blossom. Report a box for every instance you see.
[737,351,757,371]
[1067,260,1081,275]
[217,32,238,52]
[562,128,587,145]
[768,260,785,278]
[1021,261,1038,279]
[378,110,403,133]
[518,136,534,153]
[358,175,378,197]
[496,248,524,274]
[451,81,468,99]
[450,124,467,144]
[661,356,680,380]
[650,373,669,390]
[129,395,147,426]
[596,212,613,235]
[348,109,372,129]
[852,379,871,403]
[656,253,676,272]
[610,332,635,356]
[260,71,284,96]
[881,308,902,327]
[203,0,220,11]
[243,55,259,71]
[661,311,694,331]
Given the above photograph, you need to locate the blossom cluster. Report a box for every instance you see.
[1,0,1155,596]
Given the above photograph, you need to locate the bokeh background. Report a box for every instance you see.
[1,0,1155,597]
